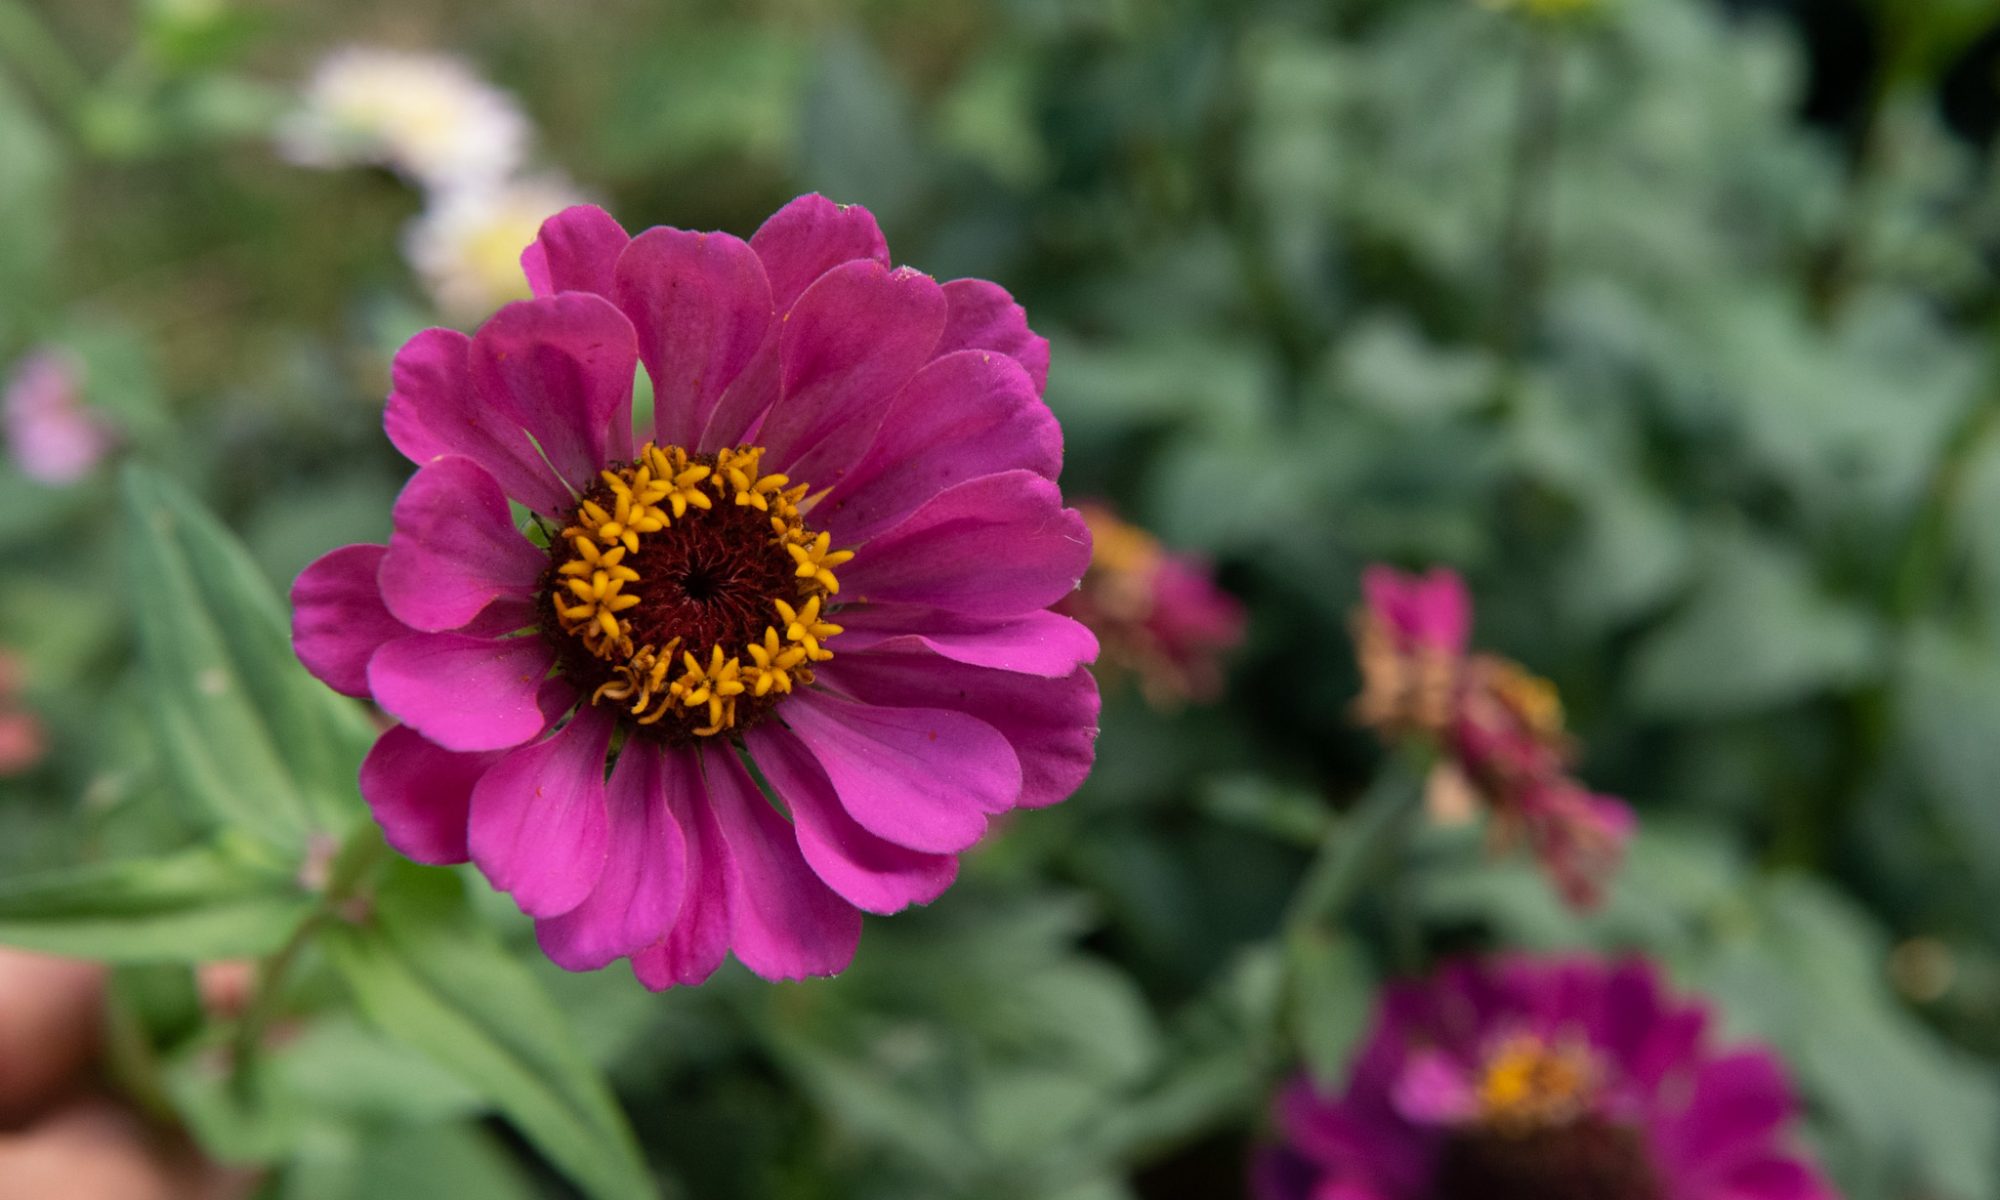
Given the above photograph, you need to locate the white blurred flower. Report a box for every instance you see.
[279,47,530,189]
[3,351,113,485]
[403,176,588,321]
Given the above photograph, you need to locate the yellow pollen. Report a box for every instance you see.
[1476,1034,1598,1132]
[549,440,853,739]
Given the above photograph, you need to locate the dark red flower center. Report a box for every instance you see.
[536,443,848,746]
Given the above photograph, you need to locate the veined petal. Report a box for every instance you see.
[522,204,630,300]
[358,725,497,865]
[383,328,572,517]
[745,724,958,914]
[833,607,1099,678]
[702,747,860,980]
[368,633,554,752]
[535,740,687,971]
[468,294,639,496]
[379,456,545,633]
[632,747,734,990]
[781,690,1018,852]
[749,193,889,312]
[468,705,616,918]
[613,227,773,448]
[291,544,405,698]
[937,278,1049,393]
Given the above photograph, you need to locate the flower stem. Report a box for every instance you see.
[1283,747,1431,945]
[228,825,389,1101]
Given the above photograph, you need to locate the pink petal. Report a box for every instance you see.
[378,457,545,633]
[468,294,638,497]
[817,350,1063,545]
[1361,565,1471,655]
[750,194,890,313]
[383,328,572,518]
[632,747,734,990]
[758,260,947,487]
[612,227,773,448]
[357,724,497,865]
[745,723,958,914]
[702,747,861,980]
[468,706,615,918]
[291,544,405,698]
[535,740,687,971]
[1656,1050,1797,1171]
[780,690,1019,853]
[819,651,1097,811]
[367,633,554,752]
[839,471,1092,618]
[937,278,1049,393]
[1714,1157,1837,1200]
[834,607,1099,678]
[522,205,630,300]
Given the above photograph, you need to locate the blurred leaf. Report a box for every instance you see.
[326,863,657,1200]
[797,31,924,228]
[120,465,374,849]
[0,845,310,961]
[1628,524,1882,717]
[1285,932,1371,1091]
[1894,624,2000,865]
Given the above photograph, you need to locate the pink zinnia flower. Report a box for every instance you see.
[1257,955,1837,1200]
[1059,504,1245,707]
[1351,566,1631,909]
[3,351,113,485]
[291,196,1099,988]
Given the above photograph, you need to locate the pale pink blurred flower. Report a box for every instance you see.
[3,352,113,485]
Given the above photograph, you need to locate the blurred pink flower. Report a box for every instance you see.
[1257,955,1836,1200]
[1352,566,1631,909]
[3,352,113,485]
[1059,504,1246,707]
[0,650,45,777]
[291,196,1098,989]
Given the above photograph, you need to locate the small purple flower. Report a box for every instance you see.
[291,196,1100,988]
[3,352,113,485]
[1257,955,1837,1200]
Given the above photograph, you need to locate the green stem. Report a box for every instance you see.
[1282,747,1431,944]
[1491,23,1564,393]
[228,826,389,1101]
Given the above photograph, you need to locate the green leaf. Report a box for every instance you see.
[1285,932,1372,1091]
[325,863,657,1200]
[0,845,311,962]
[120,465,375,850]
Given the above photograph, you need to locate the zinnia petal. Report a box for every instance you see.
[383,328,573,518]
[535,740,687,971]
[357,724,496,865]
[749,193,889,312]
[613,227,773,448]
[522,204,630,300]
[468,706,615,918]
[632,747,734,990]
[368,633,554,752]
[468,293,638,495]
[291,544,406,698]
[936,278,1050,393]
[378,456,545,633]
[834,607,1100,678]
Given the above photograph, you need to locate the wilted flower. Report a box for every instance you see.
[278,47,530,189]
[1257,955,1836,1200]
[292,195,1099,989]
[1058,504,1245,707]
[3,351,113,485]
[402,176,590,321]
[1352,566,1631,908]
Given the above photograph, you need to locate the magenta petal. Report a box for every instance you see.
[378,457,545,633]
[781,690,1018,852]
[469,294,638,496]
[468,706,615,918]
[840,471,1092,618]
[368,633,554,752]
[358,725,496,865]
[383,329,572,518]
[702,746,861,980]
[835,607,1099,678]
[745,724,958,914]
[1715,1157,1836,1200]
[759,260,947,486]
[633,748,734,990]
[291,544,405,697]
[535,741,687,971]
[749,194,889,312]
[937,278,1050,393]
[1658,1051,1796,1171]
[818,350,1063,545]
[819,651,1096,811]
[613,227,773,448]
[522,205,630,300]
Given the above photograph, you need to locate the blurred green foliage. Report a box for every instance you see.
[4,0,2000,1196]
